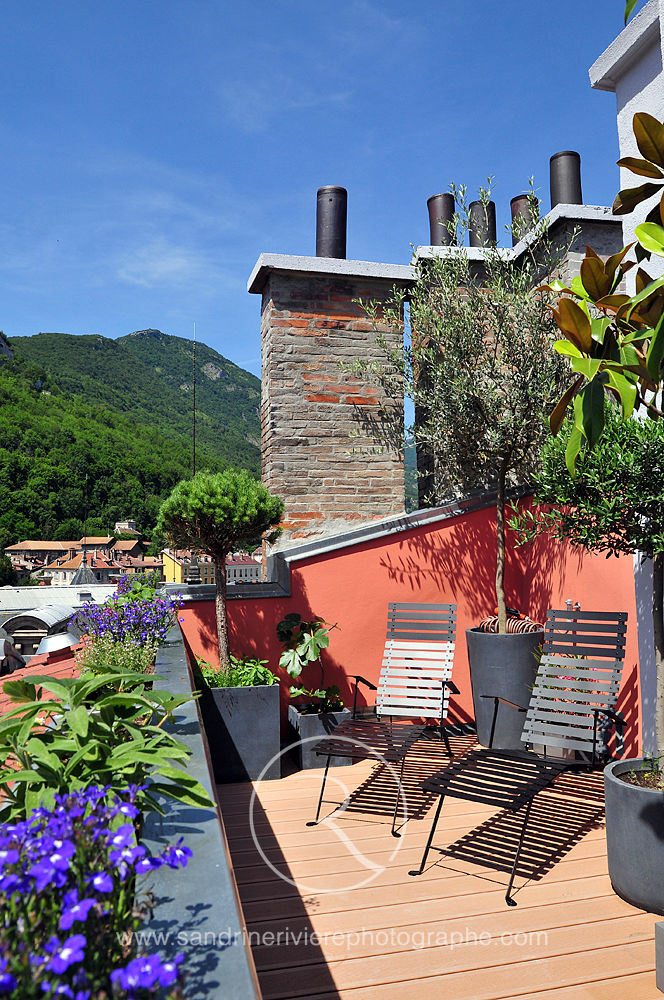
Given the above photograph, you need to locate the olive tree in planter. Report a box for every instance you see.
[156,469,284,667]
[513,407,664,912]
[277,613,351,769]
[356,187,570,747]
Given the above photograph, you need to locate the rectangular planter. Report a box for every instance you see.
[288,703,352,769]
[203,684,281,782]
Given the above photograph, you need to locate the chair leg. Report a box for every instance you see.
[390,754,408,838]
[440,722,452,757]
[409,793,445,876]
[505,797,534,906]
[307,756,331,827]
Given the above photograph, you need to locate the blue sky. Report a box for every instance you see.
[0,1,641,377]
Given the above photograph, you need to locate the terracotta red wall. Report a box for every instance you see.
[178,500,640,754]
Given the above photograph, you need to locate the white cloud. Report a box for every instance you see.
[219,73,351,133]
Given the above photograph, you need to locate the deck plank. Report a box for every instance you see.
[218,740,659,1000]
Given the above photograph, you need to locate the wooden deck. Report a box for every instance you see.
[218,733,661,999]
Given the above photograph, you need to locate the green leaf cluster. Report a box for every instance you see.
[511,406,664,560]
[276,613,343,710]
[197,653,279,687]
[157,469,284,561]
[0,666,212,823]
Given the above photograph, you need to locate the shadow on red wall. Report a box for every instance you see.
[178,498,641,749]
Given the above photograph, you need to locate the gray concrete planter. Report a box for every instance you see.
[203,684,280,782]
[605,758,664,915]
[466,627,543,750]
[141,627,261,1000]
[288,703,351,768]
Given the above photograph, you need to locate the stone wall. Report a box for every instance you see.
[252,259,411,547]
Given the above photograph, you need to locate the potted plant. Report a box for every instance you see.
[277,612,351,769]
[513,407,664,912]
[197,654,281,782]
[355,184,571,748]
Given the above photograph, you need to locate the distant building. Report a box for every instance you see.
[5,540,78,574]
[123,555,164,581]
[110,538,144,560]
[42,552,124,587]
[161,548,262,586]
[114,519,141,538]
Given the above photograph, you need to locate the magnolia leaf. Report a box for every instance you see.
[553,340,582,357]
[625,0,639,23]
[635,222,664,256]
[625,274,664,313]
[616,156,664,179]
[549,376,584,435]
[636,267,654,294]
[570,275,589,299]
[565,424,584,477]
[570,357,602,380]
[556,298,592,352]
[581,377,606,450]
[580,256,611,300]
[606,370,638,418]
[605,243,635,280]
[585,245,602,260]
[595,294,630,313]
[613,182,661,215]
[634,112,664,168]
[646,312,664,380]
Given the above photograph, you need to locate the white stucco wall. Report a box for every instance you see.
[590,0,664,268]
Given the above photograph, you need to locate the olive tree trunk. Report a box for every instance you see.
[496,466,508,634]
[214,555,230,667]
[654,551,664,757]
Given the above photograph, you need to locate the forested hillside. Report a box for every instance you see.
[12,330,260,472]
[0,330,261,548]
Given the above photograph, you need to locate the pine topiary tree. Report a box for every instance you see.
[157,470,283,665]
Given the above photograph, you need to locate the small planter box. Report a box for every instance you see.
[288,704,352,769]
[203,684,281,782]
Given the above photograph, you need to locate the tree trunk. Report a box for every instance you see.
[653,551,664,757]
[214,556,230,667]
[496,467,507,634]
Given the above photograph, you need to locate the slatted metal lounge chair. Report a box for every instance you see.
[409,609,627,904]
[308,601,458,837]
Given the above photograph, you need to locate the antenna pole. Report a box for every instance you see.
[192,322,197,477]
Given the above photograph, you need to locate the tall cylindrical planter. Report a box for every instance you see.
[466,628,543,750]
[605,758,664,915]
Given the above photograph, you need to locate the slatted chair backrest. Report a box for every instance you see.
[521,610,627,757]
[376,602,457,721]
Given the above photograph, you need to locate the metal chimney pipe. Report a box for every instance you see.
[316,186,347,258]
[427,192,455,246]
[468,200,497,247]
[510,194,530,246]
[550,151,582,208]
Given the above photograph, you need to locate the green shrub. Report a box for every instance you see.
[0,666,212,823]
[76,633,159,676]
[198,654,278,688]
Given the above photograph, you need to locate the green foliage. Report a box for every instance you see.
[76,633,159,677]
[547,113,664,470]
[356,185,569,503]
[511,407,664,559]
[197,654,279,687]
[11,329,261,477]
[0,666,212,824]
[276,613,343,711]
[0,554,16,586]
[157,469,284,560]
[0,350,229,547]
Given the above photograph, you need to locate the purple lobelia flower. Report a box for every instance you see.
[162,837,193,869]
[46,934,86,975]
